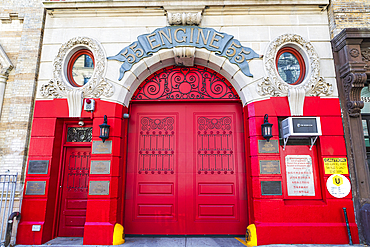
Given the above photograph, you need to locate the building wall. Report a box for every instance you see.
[37,2,337,104]
[328,0,370,38]
[0,0,44,179]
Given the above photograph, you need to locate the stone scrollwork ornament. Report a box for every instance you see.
[167,12,202,26]
[257,34,333,97]
[40,36,114,99]
[343,72,367,118]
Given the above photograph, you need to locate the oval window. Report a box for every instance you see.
[67,49,94,87]
[276,47,305,85]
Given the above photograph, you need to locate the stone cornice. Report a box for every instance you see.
[43,0,329,10]
[332,28,370,52]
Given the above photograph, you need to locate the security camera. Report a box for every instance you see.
[78,121,85,126]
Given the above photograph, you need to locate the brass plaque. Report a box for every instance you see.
[28,160,49,174]
[89,181,110,195]
[258,140,279,154]
[25,181,46,195]
[90,161,111,174]
[261,181,282,196]
[259,160,281,174]
[92,141,112,154]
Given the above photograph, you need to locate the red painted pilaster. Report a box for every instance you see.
[83,100,127,245]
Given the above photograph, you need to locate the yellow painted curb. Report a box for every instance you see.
[245,224,257,246]
[113,223,125,245]
[235,237,250,246]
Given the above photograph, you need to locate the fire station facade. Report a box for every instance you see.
[16,1,359,245]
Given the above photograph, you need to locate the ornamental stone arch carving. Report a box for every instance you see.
[113,47,252,106]
[40,36,113,99]
[258,34,333,97]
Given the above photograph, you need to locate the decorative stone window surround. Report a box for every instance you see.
[257,34,333,116]
[40,37,113,117]
[259,34,333,97]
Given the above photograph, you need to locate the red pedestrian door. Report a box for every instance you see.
[58,147,90,237]
[125,102,247,235]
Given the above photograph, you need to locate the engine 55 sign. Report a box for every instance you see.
[108,26,261,80]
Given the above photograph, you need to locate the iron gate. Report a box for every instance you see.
[0,174,18,247]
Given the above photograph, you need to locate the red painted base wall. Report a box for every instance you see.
[17,97,358,245]
[245,97,358,244]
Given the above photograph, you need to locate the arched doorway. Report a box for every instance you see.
[124,65,248,235]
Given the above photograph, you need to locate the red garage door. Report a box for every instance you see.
[124,102,247,234]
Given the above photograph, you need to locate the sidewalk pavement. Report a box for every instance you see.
[15,237,365,247]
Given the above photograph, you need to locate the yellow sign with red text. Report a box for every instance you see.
[323,158,348,174]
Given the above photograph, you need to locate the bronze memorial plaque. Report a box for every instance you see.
[25,181,46,195]
[28,160,49,174]
[259,160,281,174]
[258,140,279,154]
[89,181,110,195]
[90,161,111,174]
[261,181,282,196]
[92,141,112,154]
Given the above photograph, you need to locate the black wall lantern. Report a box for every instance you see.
[99,115,110,143]
[261,114,273,142]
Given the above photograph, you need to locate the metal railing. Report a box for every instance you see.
[0,174,18,247]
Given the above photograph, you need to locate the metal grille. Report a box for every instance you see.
[0,174,17,246]
[67,152,90,191]
[67,127,92,142]
[132,65,239,101]
[197,117,234,174]
[138,117,175,174]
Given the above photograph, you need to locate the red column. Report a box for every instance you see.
[17,100,67,244]
[83,100,127,245]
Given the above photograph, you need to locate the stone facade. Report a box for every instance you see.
[328,0,370,38]
[0,0,44,179]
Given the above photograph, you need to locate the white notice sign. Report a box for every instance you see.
[326,174,351,198]
[285,155,315,196]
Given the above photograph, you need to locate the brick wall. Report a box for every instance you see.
[328,0,370,39]
[0,0,44,185]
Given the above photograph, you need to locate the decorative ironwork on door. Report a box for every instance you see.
[138,117,175,174]
[67,151,90,190]
[197,116,234,174]
[132,65,239,101]
[67,127,92,142]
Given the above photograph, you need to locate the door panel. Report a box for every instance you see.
[125,103,247,234]
[58,147,90,237]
